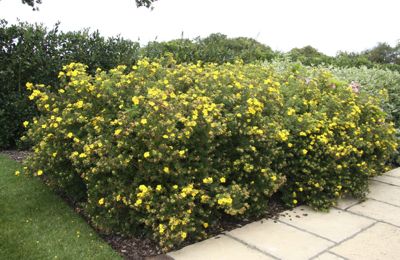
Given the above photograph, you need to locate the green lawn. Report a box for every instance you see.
[0,155,122,260]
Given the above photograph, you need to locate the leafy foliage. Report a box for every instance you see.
[362,41,400,65]
[23,57,396,250]
[263,57,400,165]
[21,0,158,10]
[140,33,276,65]
[21,0,42,11]
[0,19,140,149]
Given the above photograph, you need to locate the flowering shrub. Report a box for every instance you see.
[263,57,400,165]
[23,56,397,250]
[272,68,396,210]
[23,56,286,249]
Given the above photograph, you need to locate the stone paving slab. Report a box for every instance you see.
[385,167,400,178]
[313,252,346,260]
[373,174,400,186]
[348,199,400,227]
[167,169,400,260]
[227,219,334,260]
[330,222,400,260]
[167,234,274,260]
[333,193,362,210]
[368,180,400,207]
[278,205,376,243]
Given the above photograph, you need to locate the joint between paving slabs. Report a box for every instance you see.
[222,232,281,260]
[310,221,379,260]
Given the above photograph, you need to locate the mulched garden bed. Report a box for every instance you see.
[1,149,288,260]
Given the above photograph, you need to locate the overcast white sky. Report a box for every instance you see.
[1,0,399,56]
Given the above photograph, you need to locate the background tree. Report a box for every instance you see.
[289,45,333,66]
[21,0,41,11]
[290,45,324,59]
[21,0,158,11]
[362,42,396,64]
[334,51,372,68]
[393,39,400,65]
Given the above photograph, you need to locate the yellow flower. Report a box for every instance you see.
[15,171,20,176]
[67,132,73,138]
[141,118,147,125]
[173,185,178,189]
[115,129,122,135]
[179,150,185,155]
[116,195,121,201]
[315,183,320,188]
[26,82,33,90]
[220,177,226,183]
[271,175,277,181]
[293,200,298,204]
[98,198,104,205]
[181,232,187,238]
[288,143,293,147]
[52,153,57,157]
[203,223,209,228]
[298,117,303,122]
[139,185,148,192]
[42,124,47,129]
[23,121,29,128]
[159,224,165,234]
[144,152,150,158]
[37,170,43,176]
[300,132,307,136]
[299,187,303,191]
[287,108,296,115]
[164,167,169,173]
[302,149,308,155]
[156,185,162,191]
[203,177,213,184]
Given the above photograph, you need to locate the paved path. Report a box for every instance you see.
[164,167,400,260]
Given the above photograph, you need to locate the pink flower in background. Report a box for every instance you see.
[349,81,362,94]
[331,84,336,89]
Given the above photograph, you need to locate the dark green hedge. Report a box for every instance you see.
[1,19,398,149]
[0,20,140,148]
